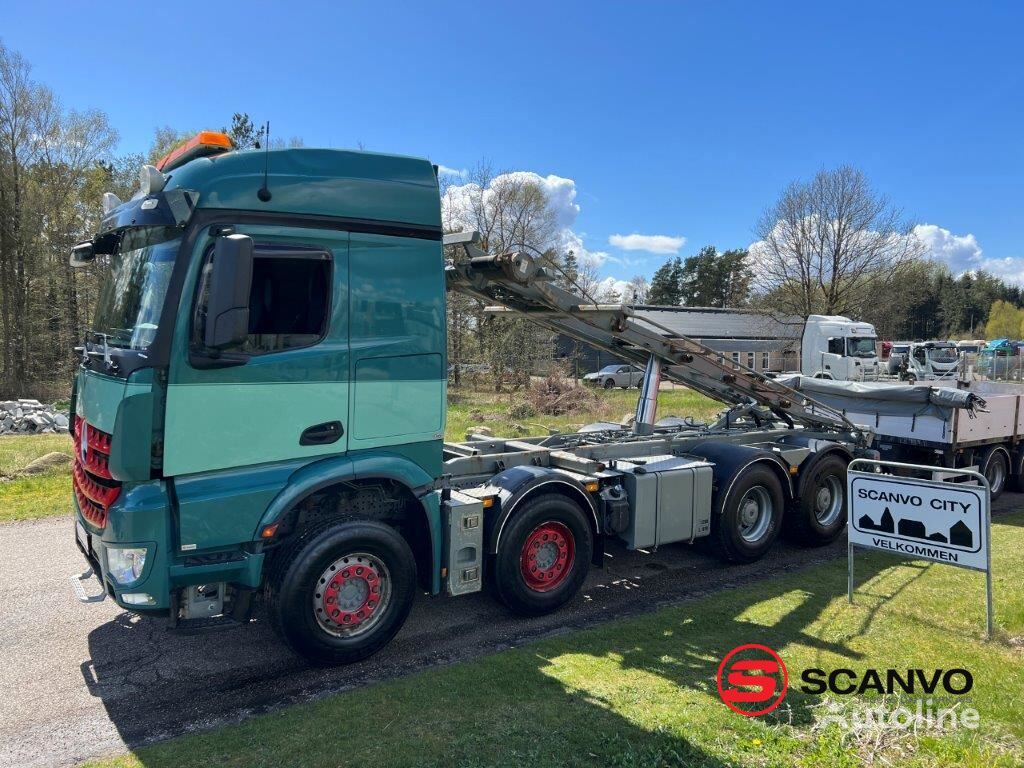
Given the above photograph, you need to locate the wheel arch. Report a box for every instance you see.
[793,446,853,499]
[686,443,794,513]
[485,465,601,561]
[257,452,442,592]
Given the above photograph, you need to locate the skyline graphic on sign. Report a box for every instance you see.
[857,507,974,549]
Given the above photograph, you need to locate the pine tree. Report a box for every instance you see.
[647,257,682,305]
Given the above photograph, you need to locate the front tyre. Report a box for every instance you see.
[785,455,848,546]
[711,465,784,563]
[493,494,592,616]
[267,521,416,665]
[603,378,615,389]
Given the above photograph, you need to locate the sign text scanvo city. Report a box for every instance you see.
[848,474,987,571]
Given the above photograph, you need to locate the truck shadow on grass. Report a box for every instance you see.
[78,546,945,766]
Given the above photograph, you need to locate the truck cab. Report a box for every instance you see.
[801,315,880,381]
[905,341,961,380]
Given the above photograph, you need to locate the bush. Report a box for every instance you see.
[508,402,536,420]
[527,366,602,416]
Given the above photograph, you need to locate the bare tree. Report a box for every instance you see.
[752,166,925,317]
[626,275,649,304]
[442,163,558,391]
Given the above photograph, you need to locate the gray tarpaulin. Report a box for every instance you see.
[777,376,986,417]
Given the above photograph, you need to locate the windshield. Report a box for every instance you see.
[598,365,621,374]
[92,227,181,350]
[846,337,877,358]
[929,346,959,363]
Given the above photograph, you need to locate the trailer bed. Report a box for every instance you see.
[782,377,1021,450]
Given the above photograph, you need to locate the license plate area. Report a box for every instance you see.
[76,519,91,555]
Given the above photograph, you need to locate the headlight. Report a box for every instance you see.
[106,547,148,585]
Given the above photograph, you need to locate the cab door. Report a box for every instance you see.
[162,225,350,549]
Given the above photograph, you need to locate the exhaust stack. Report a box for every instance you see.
[633,355,662,435]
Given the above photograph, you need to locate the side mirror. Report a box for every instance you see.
[204,234,253,349]
[69,241,96,268]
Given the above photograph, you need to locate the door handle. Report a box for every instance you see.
[300,421,344,446]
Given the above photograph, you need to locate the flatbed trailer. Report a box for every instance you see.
[783,376,1021,498]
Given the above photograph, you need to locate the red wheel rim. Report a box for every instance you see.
[314,553,390,636]
[520,521,575,592]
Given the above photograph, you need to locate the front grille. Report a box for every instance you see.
[72,417,121,528]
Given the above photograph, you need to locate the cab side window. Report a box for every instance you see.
[194,245,332,356]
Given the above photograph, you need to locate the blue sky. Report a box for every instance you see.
[5,1,1022,288]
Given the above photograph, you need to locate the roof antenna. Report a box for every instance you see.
[257,121,272,202]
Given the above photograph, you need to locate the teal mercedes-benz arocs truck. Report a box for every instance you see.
[70,132,868,664]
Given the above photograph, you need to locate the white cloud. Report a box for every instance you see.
[562,229,610,269]
[596,276,630,300]
[913,224,982,271]
[443,170,611,266]
[750,219,1024,285]
[608,233,686,254]
[441,171,683,293]
[913,223,1024,284]
[437,164,467,178]
[442,171,581,233]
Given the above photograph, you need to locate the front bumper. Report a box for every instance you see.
[73,483,264,613]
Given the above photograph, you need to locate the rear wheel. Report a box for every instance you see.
[979,447,1009,500]
[1010,450,1024,493]
[712,465,784,563]
[492,494,592,616]
[266,520,417,665]
[785,455,848,546]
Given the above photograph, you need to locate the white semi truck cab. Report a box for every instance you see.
[801,315,880,381]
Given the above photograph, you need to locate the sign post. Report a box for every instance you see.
[847,458,993,639]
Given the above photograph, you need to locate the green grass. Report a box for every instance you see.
[0,433,71,476]
[446,384,721,441]
[0,472,71,523]
[0,434,73,523]
[85,513,1024,768]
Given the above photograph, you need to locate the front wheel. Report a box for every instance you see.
[492,493,592,616]
[603,378,615,389]
[711,465,784,563]
[266,520,417,665]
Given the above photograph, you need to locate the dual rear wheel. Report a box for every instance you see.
[712,457,848,562]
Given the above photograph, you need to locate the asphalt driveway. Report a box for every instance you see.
[2,496,1019,767]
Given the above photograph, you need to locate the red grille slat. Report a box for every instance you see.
[71,420,120,529]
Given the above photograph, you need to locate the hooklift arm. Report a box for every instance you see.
[443,232,856,434]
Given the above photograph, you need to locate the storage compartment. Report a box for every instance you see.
[442,490,484,596]
[616,455,714,549]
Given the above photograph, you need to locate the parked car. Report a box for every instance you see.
[583,364,644,389]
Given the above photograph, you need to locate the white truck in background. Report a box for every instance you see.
[800,315,881,381]
[633,308,881,382]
